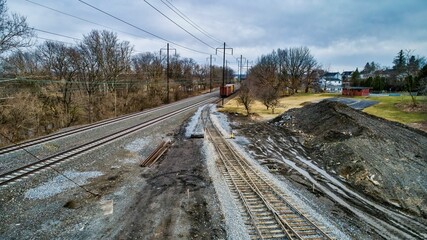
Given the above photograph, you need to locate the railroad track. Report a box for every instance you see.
[0,97,216,188]
[205,113,333,239]
[0,94,215,156]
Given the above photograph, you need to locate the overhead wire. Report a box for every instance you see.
[35,36,76,45]
[77,0,212,55]
[143,0,216,50]
[161,0,222,44]
[25,0,236,64]
[33,28,81,41]
[24,0,152,42]
[0,131,100,197]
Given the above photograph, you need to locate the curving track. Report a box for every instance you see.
[206,112,333,239]
[0,97,217,187]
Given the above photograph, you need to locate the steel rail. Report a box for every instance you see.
[0,94,215,156]
[226,138,332,239]
[0,97,216,187]
[206,113,333,239]
[206,124,289,239]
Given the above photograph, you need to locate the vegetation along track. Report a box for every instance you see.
[0,94,214,156]
[205,114,333,239]
[0,97,217,188]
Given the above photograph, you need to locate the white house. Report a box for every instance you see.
[318,72,342,92]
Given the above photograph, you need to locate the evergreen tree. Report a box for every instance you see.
[363,62,371,73]
[392,50,406,74]
[351,68,361,86]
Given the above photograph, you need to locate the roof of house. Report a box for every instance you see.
[323,72,340,77]
[343,87,370,90]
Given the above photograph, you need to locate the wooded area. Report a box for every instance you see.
[0,1,234,146]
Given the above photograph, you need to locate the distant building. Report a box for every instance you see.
[341,71,353,88]
[318,72,342,92]
[341,71,353,80]
[342,87,370,96]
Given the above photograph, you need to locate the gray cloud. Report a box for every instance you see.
[8,0,427,71]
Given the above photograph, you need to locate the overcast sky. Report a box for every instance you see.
[8,0,427,72]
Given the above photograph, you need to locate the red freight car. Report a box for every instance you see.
[220,84,235,97]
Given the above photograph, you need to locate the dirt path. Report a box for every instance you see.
[116,131,225,239]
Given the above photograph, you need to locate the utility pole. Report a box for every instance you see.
[246,59,253,77]
[225,60,228,84]
[160,43,176,103]
[236,55,246,82]
[167,43,169,103]
[216,42,233,105]
[206,55,216,93]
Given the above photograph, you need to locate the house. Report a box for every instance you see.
[341,71,353,88]
[318,72,342,93]
[342,87,370,96]
[341,71,353,81]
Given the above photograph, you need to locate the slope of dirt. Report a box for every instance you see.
[273,100,427,218]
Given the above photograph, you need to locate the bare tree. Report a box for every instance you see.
[132,52,163,84]
[3,50,41,77]
[76,30,132,122]
[391,49,426,105]
[277,47,317,94]
[0,91,43,142]
[132,52,164,104]
[249,54,281,113]
[193,64,208,90]
[0,0,34,55]
[303,61,320,93]
[237,82,254,116]
[38,41,80,126]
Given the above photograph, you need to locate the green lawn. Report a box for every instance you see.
[360,95,427,124]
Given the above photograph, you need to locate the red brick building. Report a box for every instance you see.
[342,87,370,96]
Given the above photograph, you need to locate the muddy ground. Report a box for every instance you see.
[230,100,427,239]
[279,100,427,217]
[115,129,226,239]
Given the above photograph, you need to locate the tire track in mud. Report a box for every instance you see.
[239,122,427,239]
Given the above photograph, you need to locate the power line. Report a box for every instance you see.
[143,0,216,50]
[77,0,212,55]
[161,0,222,44]
[24,0,150,42]
[35,36,75,45]
[0,131,100,197]
[33,28,81,41]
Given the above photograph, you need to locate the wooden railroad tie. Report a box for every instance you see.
[140,140,171,167]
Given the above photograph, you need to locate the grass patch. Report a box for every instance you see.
[221,93,334,120]
[222,93,426,125]
[359,95,427,124]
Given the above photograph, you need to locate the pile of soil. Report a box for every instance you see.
[273,100,427,218]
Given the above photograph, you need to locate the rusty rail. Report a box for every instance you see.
[140,141,171,167]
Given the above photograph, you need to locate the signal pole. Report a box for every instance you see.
[216,42,233,105]
[160,43,176,103]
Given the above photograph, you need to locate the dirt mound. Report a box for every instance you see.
[273,100,427,218]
